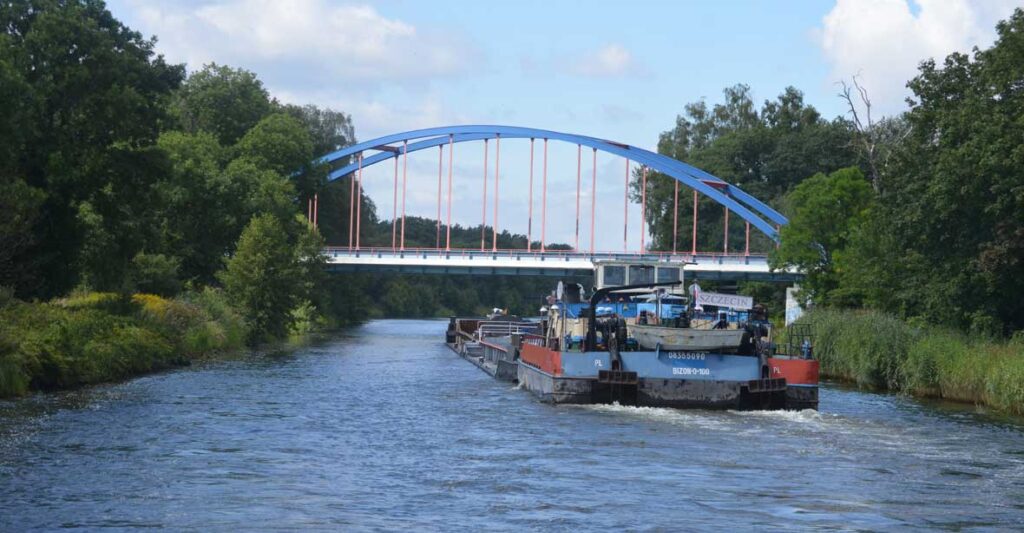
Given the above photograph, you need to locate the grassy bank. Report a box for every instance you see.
[0,289,248,398]
[798,309,1024,414]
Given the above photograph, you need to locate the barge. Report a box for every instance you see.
[445,262,818,410]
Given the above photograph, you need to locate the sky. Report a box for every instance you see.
[109,0,1021,251]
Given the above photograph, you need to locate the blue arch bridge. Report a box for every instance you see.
[309,125,801,283]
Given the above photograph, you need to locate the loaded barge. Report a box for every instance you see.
[446,261,818,410]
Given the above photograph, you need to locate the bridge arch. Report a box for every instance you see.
[315,125,787,241]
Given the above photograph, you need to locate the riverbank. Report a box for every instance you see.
[0,290,249,398]
[798,309,1024,414]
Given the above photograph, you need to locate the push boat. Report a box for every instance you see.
[445,262,819,410]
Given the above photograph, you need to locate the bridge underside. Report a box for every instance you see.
[323,249,803,282]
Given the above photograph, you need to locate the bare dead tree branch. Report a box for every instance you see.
[838,75,882,193]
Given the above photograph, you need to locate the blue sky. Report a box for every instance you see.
[109,0,1020,250]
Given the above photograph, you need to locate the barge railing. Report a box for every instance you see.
[475,321,540,338]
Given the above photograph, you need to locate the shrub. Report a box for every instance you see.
[128,253,182,296]
[0,288,249,398]
[797,309,1024,413]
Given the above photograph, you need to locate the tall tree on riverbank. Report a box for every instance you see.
[770,167,873,306]
[219,214,321,343]
[641,85,860,254]
[170,63,274,147]
[0,0,184,297]
[840,8,1024,335]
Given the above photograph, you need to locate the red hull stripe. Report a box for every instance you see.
[520,344,562,376]
[768,358,819,386]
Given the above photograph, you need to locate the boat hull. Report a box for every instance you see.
[629,324,745,351]
[518,343,791,410]
[769,356,820,409]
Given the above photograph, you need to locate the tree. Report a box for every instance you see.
[769,167,873,306]
[838,77,912,192]
[235,113,316,177]
[154,131,235,283]
[170,63,273,146]
[279,104,366,247]
[234,112,328,213]
[280,104,356,157]
[641,85,860,254]
[0,178,45,293]
[840,8,1024,334]
[127,252,182,296]
[1,0,184,297]
[219,214,304,342]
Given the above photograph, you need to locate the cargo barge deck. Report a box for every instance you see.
[444,263,819,411]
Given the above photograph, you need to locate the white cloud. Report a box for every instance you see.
[274,88,470,140]
[130,0,478,84]
[570,43,644,78]
[817,0,1020,115]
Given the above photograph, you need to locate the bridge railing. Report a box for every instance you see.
[323,246,768,265]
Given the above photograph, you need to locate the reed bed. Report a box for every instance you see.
[799,309,1024,414]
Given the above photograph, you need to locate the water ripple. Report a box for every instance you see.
[1,319,1022,530]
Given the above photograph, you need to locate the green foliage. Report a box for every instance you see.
[0,289,248,398]
[0,177,45,293]
[235,113,315,176]
[219,214,318,343]
[170,63,273,146]
[235,112,324,203]
[152,131,235,282]
[127,253,182,296]
[770,167,873,306]
[838,9,1024,334]
[644,85,860,253]
[184,287,248,349]
[280,104,356,156]
[1,0,184,298]
[799,309,1024,414]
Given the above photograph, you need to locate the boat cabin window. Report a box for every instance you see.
[629,265,655,284]
[657,267,680,283]
[603,265,625,285]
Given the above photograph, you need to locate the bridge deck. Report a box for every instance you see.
[323,247,801,282]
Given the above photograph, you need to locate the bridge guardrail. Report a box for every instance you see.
[323,246,769,265]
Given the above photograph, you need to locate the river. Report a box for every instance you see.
[1,319,1022,530]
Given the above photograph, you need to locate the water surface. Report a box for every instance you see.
[1,320,1022,530]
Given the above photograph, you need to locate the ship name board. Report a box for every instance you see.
[696,291,754,310]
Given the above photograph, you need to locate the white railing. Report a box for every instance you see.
[323,246,770,266]
[476,321,540,338]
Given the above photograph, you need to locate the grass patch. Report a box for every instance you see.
[798,309,1024,414]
